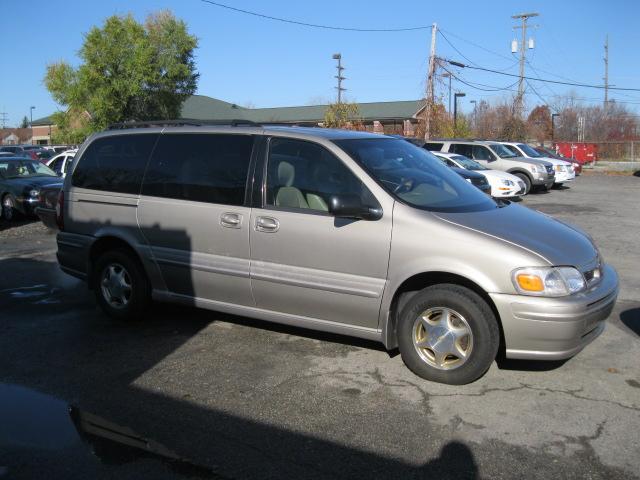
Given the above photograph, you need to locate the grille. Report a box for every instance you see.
[471,177,488,186]
[545,165,554,174]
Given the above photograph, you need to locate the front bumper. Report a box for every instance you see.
[531,173,555,188]
[15,196,39,215]
[554,171,576,183]
[489,264,618,360]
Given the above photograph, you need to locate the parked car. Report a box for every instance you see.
[433,152,525,198]
[35,183,63,229]
[45,149,77,177]
[449,165,491,194]
[534,146,582,175]
[56,124,618,385]
[424,140,555,194]
[0,157,63,220]
[0,145,28,156]
[499,142,575,187]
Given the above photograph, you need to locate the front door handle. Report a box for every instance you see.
[255,216,279,233]
[220,212,242,229]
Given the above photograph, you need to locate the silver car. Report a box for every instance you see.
[56,125,618,384]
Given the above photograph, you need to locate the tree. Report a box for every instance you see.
[323,102,362,129]
[526,105,552,144]
[44,10,198,137]
[20,116,29,128]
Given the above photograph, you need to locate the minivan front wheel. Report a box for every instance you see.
[94,249,150,321]
[397,284,499,385]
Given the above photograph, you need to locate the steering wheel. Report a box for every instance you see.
[393,177,415,194]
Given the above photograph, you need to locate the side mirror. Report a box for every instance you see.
[329,194,382,221]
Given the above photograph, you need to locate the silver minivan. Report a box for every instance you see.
[56,125,618,384]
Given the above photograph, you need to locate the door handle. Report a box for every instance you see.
[255,216,279,233]
[220,212,242,229]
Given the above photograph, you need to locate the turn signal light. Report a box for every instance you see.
[515,274,544,292]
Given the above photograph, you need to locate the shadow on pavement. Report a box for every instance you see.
[620,307,640,336]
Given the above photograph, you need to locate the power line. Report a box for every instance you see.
[440,66,519,92]
[438,27,514,62]
[437,30,480,67]
[199,0,431,32]
[443,59,640,92]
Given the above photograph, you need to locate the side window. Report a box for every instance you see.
[444,159,457,168]
[266,138,376,213]
[450,144,473,158]
[424,142,444,151]
[142,134,253,206]
[504,145,519,156]
[72,134,158,194]
[472,146,494,161]
[50,157,63,174]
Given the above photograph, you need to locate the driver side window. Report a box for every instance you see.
[266,138,375,213]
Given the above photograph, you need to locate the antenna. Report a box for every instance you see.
[332,53,346,104]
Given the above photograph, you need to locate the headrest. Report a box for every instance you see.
[277,161,295,186]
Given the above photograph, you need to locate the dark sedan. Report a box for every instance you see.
[0,157,63,221]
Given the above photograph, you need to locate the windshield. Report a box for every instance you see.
[334,138,497,213]
[517,143,542,158]
[451,155,487,171]
[0,160,57,179]
[490,144,518,158]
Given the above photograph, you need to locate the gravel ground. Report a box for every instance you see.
[0,173,638,480]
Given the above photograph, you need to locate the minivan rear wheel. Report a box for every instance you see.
[513,173,531,195]
[397,284,499,385]
[94,249,150,321]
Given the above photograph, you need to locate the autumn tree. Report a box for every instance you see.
[44,11,198,138]
[527,105,553,144]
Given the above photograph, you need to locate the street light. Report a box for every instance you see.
[453,92,466,128]
[551,113,560,143]
[470,100,477,130]
[30,106,36,145]
[441,72,452,114]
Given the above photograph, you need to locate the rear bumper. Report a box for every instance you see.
[56,231,94,281]
[490,264,618,360]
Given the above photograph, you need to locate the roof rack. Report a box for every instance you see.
[106,119,260,130]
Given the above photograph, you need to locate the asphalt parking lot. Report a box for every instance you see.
[0,174,638,480]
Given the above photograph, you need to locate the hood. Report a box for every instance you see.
[535,156,572,166]
[510,156,553,167]
[433,203,597,267]
[484,169,522,182]
[8,176,63,190]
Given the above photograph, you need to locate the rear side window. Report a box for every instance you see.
[450,143,473,157]
[142,134,254,206]
[424,142,444,151]
[72,134,158,194]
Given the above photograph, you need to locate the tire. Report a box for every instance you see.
[397,284,500,385]
[93,249,151,321]
[2,194,18,221]
[513,173,531,195]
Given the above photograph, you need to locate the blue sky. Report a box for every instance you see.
[2,0,639,126]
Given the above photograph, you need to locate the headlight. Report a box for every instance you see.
[555,165,564,172]
[501,179,514,186]
[530,165,544,174]
[512,266,586,297]
[29,189,40,198]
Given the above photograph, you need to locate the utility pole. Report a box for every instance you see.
[603,35,609,112]
[424,22,438,141]
[512,12,538,116]
[332,53,346,104]
[0,111,8,129]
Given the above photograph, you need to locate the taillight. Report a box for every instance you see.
[56,190,64,231]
